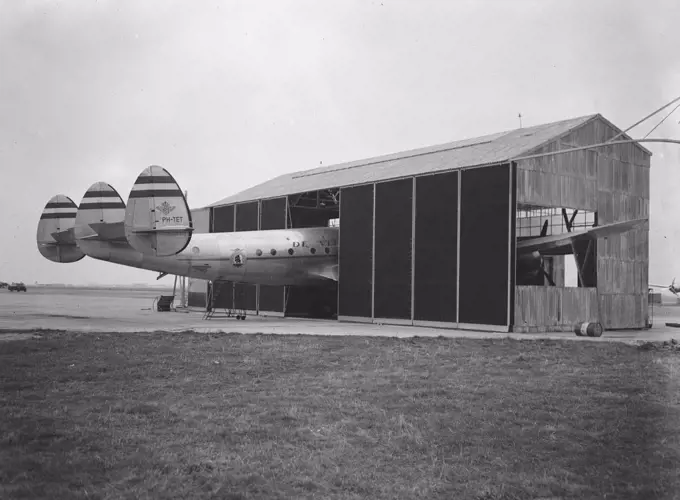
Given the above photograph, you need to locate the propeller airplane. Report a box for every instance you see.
[37,165,649,312]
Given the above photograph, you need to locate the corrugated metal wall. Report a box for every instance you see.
[516,116,650,330]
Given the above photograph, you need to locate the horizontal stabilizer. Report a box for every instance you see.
[36,195,85,263]
[517,217,648,255]
[124,165,193,257]
[50,227,76,244]
[87,221,127,241]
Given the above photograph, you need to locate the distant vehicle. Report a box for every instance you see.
[0,282,7,289]
[8,282,27,292]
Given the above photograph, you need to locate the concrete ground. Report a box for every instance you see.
[1,286,679,344]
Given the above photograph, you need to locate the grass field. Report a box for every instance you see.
[1,331,679,500]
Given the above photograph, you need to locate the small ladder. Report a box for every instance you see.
[203,281,246,320]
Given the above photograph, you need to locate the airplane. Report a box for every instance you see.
[37,165,649,315]
[649,278,680,296]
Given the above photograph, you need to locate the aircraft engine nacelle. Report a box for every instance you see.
[36,195,86,263]
[124,165,193,257]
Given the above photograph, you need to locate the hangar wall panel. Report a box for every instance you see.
[260,197,287,230]
[235,283,257,312]
[258,197,286,313]
[338,184,374,319]
[187,208,211,308]
[459,164,511,327]
[259,284,284,314]
[513,286,598,332]
[413,172,458,323]
[235,202,259,232]
[212,205,234,233]
[212,281,234,310]
[374,178,413,320]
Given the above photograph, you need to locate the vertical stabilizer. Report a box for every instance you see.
[124,165,193,256]
[74,182,127,241]
[36,195,85,263]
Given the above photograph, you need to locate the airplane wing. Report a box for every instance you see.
[517,217,648,255]
[86,222,128,241]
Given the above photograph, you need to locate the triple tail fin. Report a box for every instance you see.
[74,182,127,242]
[36,195,86,263]
[124,165,193,257]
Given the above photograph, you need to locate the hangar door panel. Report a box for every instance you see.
[459,164,511,326]
[259,284,284,313]
[258,197,286,313]
[212,281,234,310]
[235,283,257,311]
[212,205,234,233]
[235,202,259,232]
[374,179,413,320]
[260,197,287,230]
[338,184,374,318]
[414,172,458,323]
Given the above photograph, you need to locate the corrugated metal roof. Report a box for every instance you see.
[207,113,602,207]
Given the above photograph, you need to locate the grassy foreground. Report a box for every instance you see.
[1,332,679,500]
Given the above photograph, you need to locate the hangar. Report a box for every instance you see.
[186,113,650,332]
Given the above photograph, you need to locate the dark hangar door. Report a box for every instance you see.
[459,164,512,327]
[212,281,234,310]
[260,197,287,230]
[212,205,234,233]
[235,202,259,232]
[258,197,287,313]
[338,184,374,319]
[414,171,458,323]
[374,178,413,320]
[234,202,259,311]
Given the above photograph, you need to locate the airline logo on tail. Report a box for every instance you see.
[156,201,176,216]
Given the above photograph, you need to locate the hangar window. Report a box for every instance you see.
[516,205,598,288]
[328,218,340,227]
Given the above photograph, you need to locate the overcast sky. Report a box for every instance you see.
[1,0,679,286]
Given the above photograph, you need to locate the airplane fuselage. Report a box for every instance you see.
[77,226,339,286]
